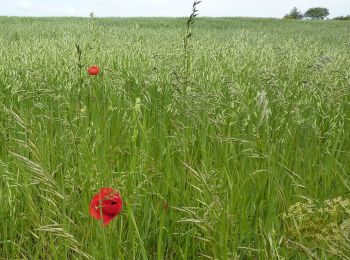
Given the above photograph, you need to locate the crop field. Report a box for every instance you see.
[1,16,350,259]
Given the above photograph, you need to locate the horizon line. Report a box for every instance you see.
[1,15,341,19]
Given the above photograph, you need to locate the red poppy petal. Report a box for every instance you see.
[89,205,100,219]
[89,188,122,225]
[101,200,120,215]
[89,196,102,219]
[102,214,116,226]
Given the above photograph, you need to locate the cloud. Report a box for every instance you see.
[64,6,77,16]
[16,0,31,9]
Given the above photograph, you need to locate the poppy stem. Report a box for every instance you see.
[98,199,109,258]
[126,199,148,260]
[102,226,109,259]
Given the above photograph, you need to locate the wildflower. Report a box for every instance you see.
[89,188,122,226]
[87,65,100,76]
[163,201,169,214]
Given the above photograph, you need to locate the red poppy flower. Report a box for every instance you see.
[87,65,100,76]
[89,188,122,226]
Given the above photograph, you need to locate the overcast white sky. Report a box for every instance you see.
[0,0,349,18]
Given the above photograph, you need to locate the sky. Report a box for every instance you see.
[0,0,349,18]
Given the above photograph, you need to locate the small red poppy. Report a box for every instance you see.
[87,65,100,76]
[89,188,122,226]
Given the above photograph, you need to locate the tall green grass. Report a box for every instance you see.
[1,16,350,259]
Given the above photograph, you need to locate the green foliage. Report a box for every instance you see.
[283,7,303,20]
[283,15,297,20]
[304,7,330,20]
[0,16,350,259]
[334,15,350,20]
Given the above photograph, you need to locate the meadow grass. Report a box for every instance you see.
[0,16,350,259]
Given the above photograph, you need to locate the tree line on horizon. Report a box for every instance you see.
[284,7,350,20]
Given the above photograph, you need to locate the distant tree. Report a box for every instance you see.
[304,7,330,20]
[333,15,350,20]
[283,7,303,20]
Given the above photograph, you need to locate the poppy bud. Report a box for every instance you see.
[87,65,100,76]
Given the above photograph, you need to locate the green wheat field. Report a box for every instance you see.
[1,16,350,259]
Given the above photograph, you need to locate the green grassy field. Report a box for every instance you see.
[1,16,350,259]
